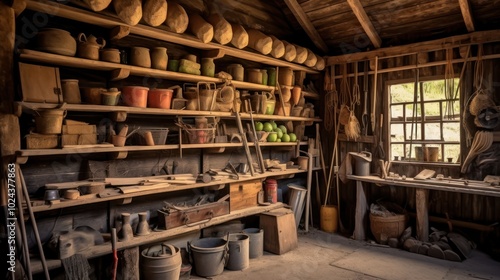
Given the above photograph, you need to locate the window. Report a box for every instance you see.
[389,78,460,163]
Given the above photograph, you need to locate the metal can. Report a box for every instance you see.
[265,179,278,204]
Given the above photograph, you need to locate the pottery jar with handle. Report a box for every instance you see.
[36,28,77,57]
[130,47,151,68]
[77,33,106,60]
[150,47,168,70]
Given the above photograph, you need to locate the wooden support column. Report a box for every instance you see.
[415,188,429,242]
[346,0,382,48]
[458,0,475,32]
[354,180,368,240]
[0,1,15,114]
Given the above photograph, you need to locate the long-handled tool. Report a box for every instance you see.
[362,61,369,136]
[247,100,266,173]
[377,114,386,159]
[371,56,379,135]
[14,168,33,280]
[235,111,255,176]
[111,228,118,280]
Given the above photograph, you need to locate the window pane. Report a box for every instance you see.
[424,123,441,140]
[409,144,423,161]
[444,144,460,163]
[391,124,404,141]
[391,105,404,120]
[405,104,421,121]
[405,123,421,140]
[422,80,445,101]
[443,123,460,141]
[424,102,440,118]
[391,144,404,159]
[442,101,460,120]
[390,83,415,103]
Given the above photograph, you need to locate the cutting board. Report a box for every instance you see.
[19,62,62,103]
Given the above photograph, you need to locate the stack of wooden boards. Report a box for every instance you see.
[61,120,97,146]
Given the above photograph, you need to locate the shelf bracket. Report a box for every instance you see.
[111,111,127,122]
[117,197,133,205]
[109,151,128,160]
[110,68,130,81]
[203,49,225,59]
[110,25,130,41]
[16,156,28,164]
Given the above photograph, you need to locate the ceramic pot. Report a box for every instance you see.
[261,69,268,85]
[281,86,291,103]
[81,87,106,104]
[201,58,215,77]
[120,213,134,241]
[122,86,149,108]
[101,88,121,106]
[77,33,106,60]
[61,79,81,104]
[100,48,121,63]
[247,68,262,84]
[36,28,77,56]
[148,88,173,109]
[151,47,168,70]
[130,47,151,68]
[291,85,301,105]
[227,64,244,81]
[136,212,150,236]
[266,67,276,86]
[278,67,293,86]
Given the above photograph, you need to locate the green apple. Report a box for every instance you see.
[276,138,282,142]
[274,127,283,138]
[281,133,290,142]
[270,120,278,130]
[278,125,287,134]
[267,132,278,142]
[289,133,297,142]
[255,121,264,131]
[263,122,273,132]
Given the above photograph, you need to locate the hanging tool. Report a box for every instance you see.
[371,56,379,135]
[234,111,255,176]
[377,114,385,159]
[111,228,118,280]
[247,100,266,173]
[362,61,369,136]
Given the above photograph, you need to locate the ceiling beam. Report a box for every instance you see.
[326,29,500,64]
[458,0,475,32]
[346,0,382,48]
[283,0,329,53]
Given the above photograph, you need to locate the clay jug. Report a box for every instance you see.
[130,47,151,68]
[77,33,106,60]
[281,86,291,103]
[292,86,301,105]
[150,47,168,70]
[120,213,134,241]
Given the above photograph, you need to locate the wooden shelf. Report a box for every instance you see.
[20,49,277,91]
[25,0,319,74]
[30,203,287,274]
[28,170,303,212]
[16,102,322,122]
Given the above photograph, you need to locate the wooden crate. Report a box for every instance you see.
[260,208,298,255]
[62,124,96,135]
[229,179,262,212]
[61,134,97,146]
[26,133,59,149]
[157,201,229,230]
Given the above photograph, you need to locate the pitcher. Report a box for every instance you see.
[77,33,106,60]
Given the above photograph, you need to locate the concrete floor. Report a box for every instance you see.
[191,228,500,280]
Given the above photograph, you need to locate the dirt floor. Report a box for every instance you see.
[191,228,500,280]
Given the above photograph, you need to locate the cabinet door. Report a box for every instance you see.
[19,62,62,103]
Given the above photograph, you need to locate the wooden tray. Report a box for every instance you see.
[157,201,229,230]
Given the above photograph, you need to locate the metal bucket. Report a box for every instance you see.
[242,228,263,259]
[189,237,228,277]
[350,151,372,176]
[226,234,249,270]
[141,243,182,280]
[287,184,307,228]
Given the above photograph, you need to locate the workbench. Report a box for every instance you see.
[347,175,500,242]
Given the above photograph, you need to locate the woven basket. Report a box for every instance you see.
[369,213,408,244]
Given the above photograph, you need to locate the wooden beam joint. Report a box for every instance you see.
[346,0,382,49]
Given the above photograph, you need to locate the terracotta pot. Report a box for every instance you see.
[61,79,81,104]
[100,48,120,63]
[247,68,262,84]
[77,33,106,60]
[278,67,293,86]
[148,88,173,109]
[291,86,301,105]
[36,28,77,56]
[130,47,151,68]
[150,47,168,70]
[81,87,106,104]
[281,86,291,103]
[227,64,244,81]
[122,86,149,108]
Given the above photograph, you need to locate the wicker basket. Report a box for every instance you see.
[184,127,215,144]
[369,213,408,244]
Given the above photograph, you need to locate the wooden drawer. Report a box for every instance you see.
[230,179,262,212]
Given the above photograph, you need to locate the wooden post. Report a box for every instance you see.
[353,180,368,240]
[0,2,15,114]
[118,247,139,280]
[415,188,429,242]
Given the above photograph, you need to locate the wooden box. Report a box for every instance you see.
[26,133,59,149]
[61,134,97,146]
[157,201,229,230]
[19,62,62,103]
[260,208,298,255]
[230,179,262,212]
[62,124,97,135]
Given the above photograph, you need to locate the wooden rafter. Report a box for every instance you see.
[458,0,475,32]
[283,0,329,53]
[346,0,382,48]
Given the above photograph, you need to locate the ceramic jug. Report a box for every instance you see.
[151,47,168,70]
[77,33,106,60]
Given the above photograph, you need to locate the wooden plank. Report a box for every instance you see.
[24,0,318,74]
[29,203,286,274]
[283,0,328,53]
[0,2,15,114]
[326,29,500,64]
[415,188,429,242]
[353,180,368,240]
[346,0,382,48]
[458,0,475,32]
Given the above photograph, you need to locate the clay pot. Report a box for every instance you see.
[201,58,215,77]
[100,48,120,63]
[130,47,151,68]
[36,28,77,56]
[278,67,293,86]
[61,79,81,104]
[77,33,106,60]
[148,88,173,109]
[122,86,149,108]
[81,87,106,104]
[101,88,121,106]
[247,69,262,84]
[291,86,301,105]
[150,47,168,70]
[227,64,244,81]
[280,86,291,103]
